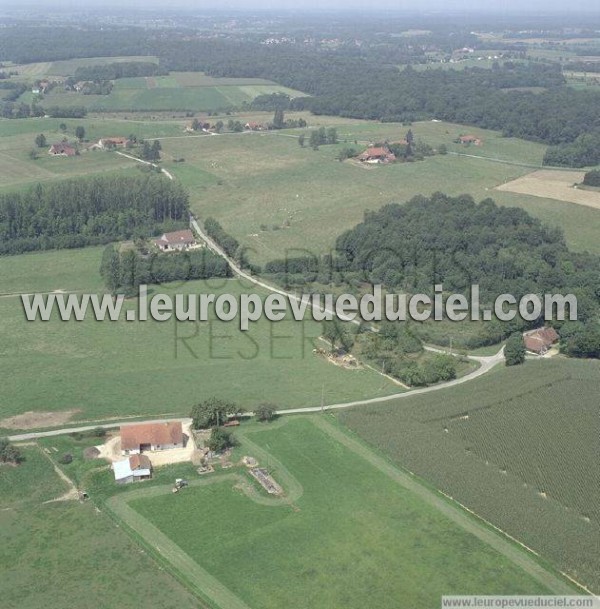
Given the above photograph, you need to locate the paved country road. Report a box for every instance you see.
[8,218,506,442]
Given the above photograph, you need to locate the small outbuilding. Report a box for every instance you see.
[112,454,152,484]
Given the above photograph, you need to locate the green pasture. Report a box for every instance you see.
[158,118,600,264]
[123,417,556,609]
[339,358,600,593]
[0,253,397,427]
[0,444,200,609]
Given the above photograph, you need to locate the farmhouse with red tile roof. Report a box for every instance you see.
[153,229,196,252]
[523,327,559,355]
[358,146,396,164]
[120,422,184,455]
[458,135,482,145]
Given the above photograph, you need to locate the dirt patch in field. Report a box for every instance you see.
[496,169,600,210]
[0,409,81,430]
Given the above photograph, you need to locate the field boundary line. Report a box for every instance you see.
[106,479,253,609]
[310,415,579,596]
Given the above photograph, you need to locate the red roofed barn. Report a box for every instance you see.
[120,422,184,455]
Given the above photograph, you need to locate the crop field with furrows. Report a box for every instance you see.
[338,358,600,592]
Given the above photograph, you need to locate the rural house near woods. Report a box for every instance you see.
[112,454,152,484]
[523,327,560,355]
[120,421,184,455]
[358,146,396,164]
[153,229,196,252]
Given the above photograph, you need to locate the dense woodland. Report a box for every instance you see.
[100,244,231,294]
[265,193,600,355]
[0,175,189,255]
[73,61,167,81]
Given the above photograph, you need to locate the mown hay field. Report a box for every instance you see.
[338,358,600,592]
[497,169,600,210]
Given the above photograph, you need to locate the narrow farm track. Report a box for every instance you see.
[107,478,251,609]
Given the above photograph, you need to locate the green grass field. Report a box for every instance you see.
[117,416,560,609]
[0,445,201,609]
[159,117,600,263]
[37,70,306,113]
[0,248,398,428]
[338,358,600,593]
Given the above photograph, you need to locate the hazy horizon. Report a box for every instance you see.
[1,0,598,14]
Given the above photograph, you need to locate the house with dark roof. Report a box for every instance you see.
[48,142,77,157]
[523,327,559,355]
[153,229,196,252]
[112,454,152,484]
[120,422,184,455]
[357,146,396,164]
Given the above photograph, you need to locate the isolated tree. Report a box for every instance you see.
[29,149,39,160]
[100,244,122,294]
[309,130,321,150]
[59,123,67,133]
[406,129,414,145]
[272,108,285,129]
[322,318,354,352]
[75,125,85,141]
[326,127,338,145]
[255,403,277,422]
[0,438,23,464]
[207,428,236,453]
[190,398,238,430]
[438,144,448,155]
[34,133,46,148]
[191,118,200,131]
[298,133,305,147]
[504,332,526,366]
[215,120,224,133]
[151,139,161,160]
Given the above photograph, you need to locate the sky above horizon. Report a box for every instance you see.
[2,0,598,12]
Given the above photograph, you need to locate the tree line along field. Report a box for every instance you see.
[0,247,398,432]
[0,444,202,609]
[338,358,600,593]
[158,116,600,263]
[113,417,563,609]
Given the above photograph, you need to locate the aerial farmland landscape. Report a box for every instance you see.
[0,2,599,609]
